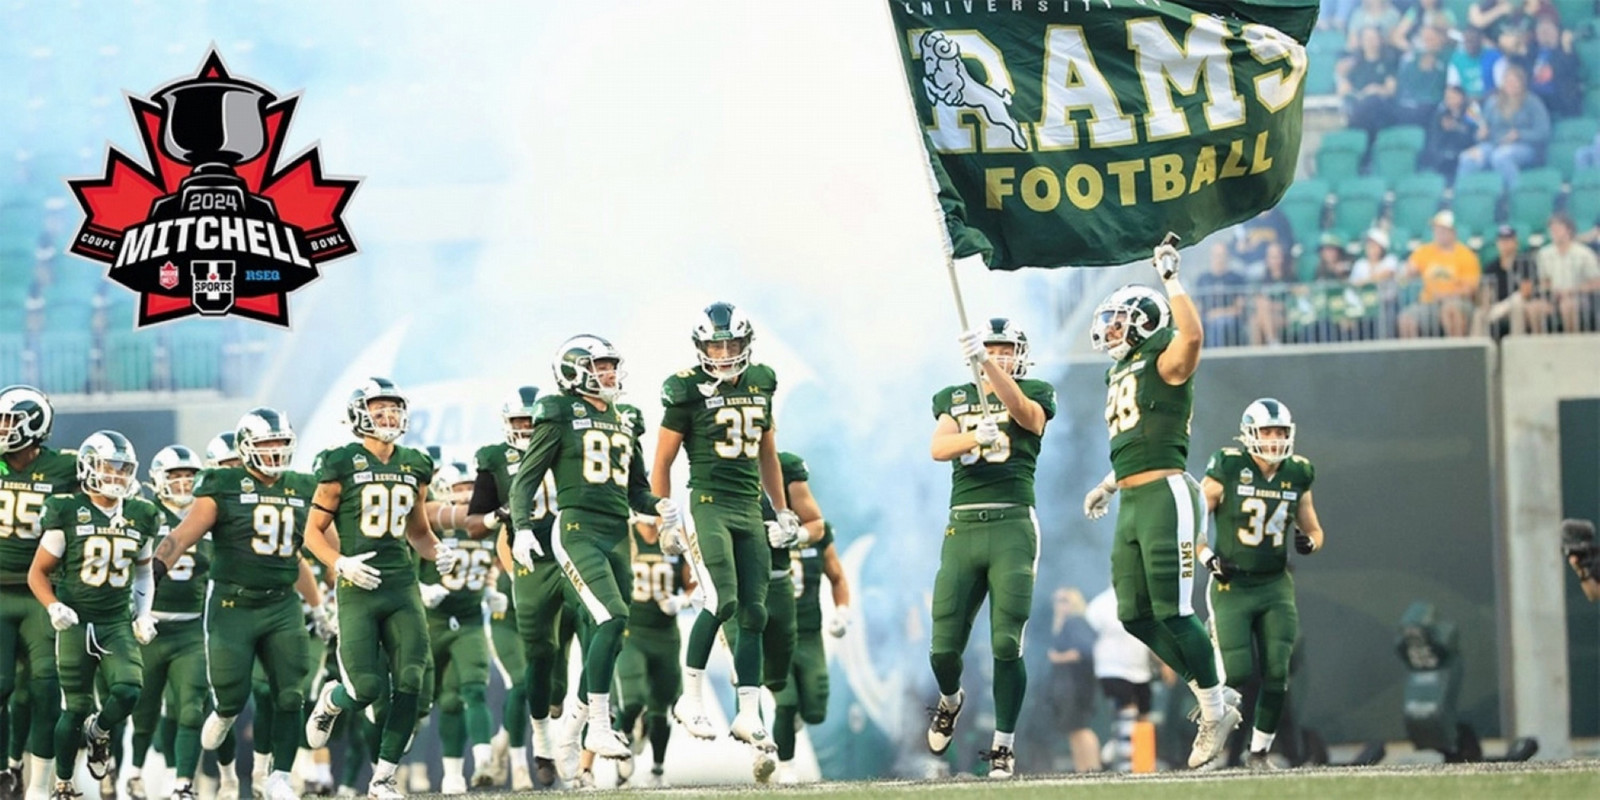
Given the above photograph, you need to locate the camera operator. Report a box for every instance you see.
[1562,519,1600,602]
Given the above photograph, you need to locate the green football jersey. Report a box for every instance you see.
[151,501,210,614]
[0,447,79,586]
[660,363,778,500]
[1205,448,1316,577]
[314,442,435,589]
[39,493,163,622]
[793,522,836,632]
[760,451,813,564]
[476,441,558,557]
[1104,327,1194,479]
[418,532,495,618]
[509,395,656,523]
[627,523,686,631]
[931,379,1058,508]
[196,466,318,590]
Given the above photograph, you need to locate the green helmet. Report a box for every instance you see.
[502,386,541,450]
[981,317,1030,377]
[553,335,624,402]
[347,377,409,443]
[78,430,140,500]
[1090,284,1170,361]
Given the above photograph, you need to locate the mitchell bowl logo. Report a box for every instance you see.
[67,50,360,328]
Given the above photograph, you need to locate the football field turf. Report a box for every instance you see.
[412,759,1600,799]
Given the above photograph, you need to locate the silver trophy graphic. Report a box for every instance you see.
[149,77,277,219]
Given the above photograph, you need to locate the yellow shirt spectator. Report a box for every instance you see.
[1409,241,1481,303]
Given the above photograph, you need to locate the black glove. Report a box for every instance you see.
[1294,526,1317,555]
[1204,552,1237,584]
[152,557,169,586]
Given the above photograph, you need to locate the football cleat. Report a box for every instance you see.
[777,762,799,785]
[82,714,113,780]
[672,696,718,740]
[262,772,300,800]
[217,766,241,800]
[365,775,403,800]
[583,726,632,761]
[97,774,114,800]
[125,775,146,800]
[305,682,344,748]
[729,709,776,752]
[1246,750,1279,771]
[511,763,533,791]
[983,746,1016,779]
[1189,703,1244,768]
[50,780,83,800]
[752,750,777,784]
[440,772,467,795]
[0,765,20,800]
[532,757,556,789]
[926,691,964,755]
[646,766,669,788]
[170,781,198,800]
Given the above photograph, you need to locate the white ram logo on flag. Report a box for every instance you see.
[918,30,1029,151]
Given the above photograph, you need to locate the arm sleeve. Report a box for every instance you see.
[132,558,154,617]
[508,423,561,530]
[40,528,66,558]
[467,469,502,515]
[627,437,661,515]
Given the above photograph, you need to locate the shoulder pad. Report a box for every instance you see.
[1290,454,1310,465]
[474,444,502,470]
[532,395,567,423]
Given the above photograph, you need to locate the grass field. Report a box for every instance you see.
[408,760,1600,799]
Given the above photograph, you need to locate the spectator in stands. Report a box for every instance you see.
[1249,242,1296,346]
[1338,27,1401,144]
[1351,228,1402,336]
[1315,233,1353,282]
[1396,25,1452,127]
[1476,224,1551,336]
[1196,242,1248,348]
[1400,210,1482,337]
[1426,84,1484,177]
[1469,0,1556,40]
[1528,17,1581,118]
[1393,0,1458,49]
[1483,23,1534,93]
[1046,588,1100,774]
[1086,587,1155,774]
[1230,207,1295,282]
[1537,212,1600,332]
[1576,132,1600,172]
[1455,64,1550,192]
[1447,27,1490,97]
[1346,0,1402,51]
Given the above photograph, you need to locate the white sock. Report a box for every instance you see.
[442,757,464,781]
[219,766,239,786]
[6,757,17,770]
[314,761,333,784]
[173,777,192,789]
[992,731,1015,750]
[508,744,528,772]
[372,759,398,782]
[471,743,493,769]
[252,756,271,778]
[532,718,554,758]
[587,693,611,728]
[1251,729,1275,753]
[736,686,761,716]
[126,765,142,779]
[29,755,53,792]
[1190,682,1224,722]
[939,689,963,710]
[684,668,705,702]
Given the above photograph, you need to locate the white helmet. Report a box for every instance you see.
[502,386,541,451]
[1090,285,1170,361]
[0,385,53,455]
[431,460,474,504]
[236,407,297,477]
[1240,398,1295,464]
[553,335,625,402]
[347,377,409,443]
[78,431,140,500]
[692,301,754,381]
[149,445,204,507]
[204,431,241,469]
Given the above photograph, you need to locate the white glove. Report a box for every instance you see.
[657,594,687,616]
[766,521,795,550]
[660,524,688,557]
[433,544,460,575]
[335,552,383,591]
[133,614,159,645]
[47,602,78,631]
[1153,242,1181,281]
[512,529,543,570]
[688,585,706,612]
[419,583,449,609]
[655,498,684,534]
[958,328,988,364]
[482,508,505,532]
[776,509,803,545]
[486,587,509,616]
[827,605,851,638]
[973,417,1001,447]
[1083,474,1118,520]
[312,604,337,641]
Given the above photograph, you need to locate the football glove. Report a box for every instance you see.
[1294,526,1317,555]
[47,602,79,631]
[1203,550,1238,585]
[132,614,159,645]
[486,587,510,616]
[482,506,509,532]
[827,605,851,638]
[433,543,460,575]
[657,593,688,616]
[656,498,684,533]
[958,328,988,364]
[512,529,544,570]
[1083,473,1117,520]
[973,417,1001,447]
[775,508,803,544]
[311,604,337,642]
[1153,241,1181,281]
[419,583,449,610]
[335,552,383,591]
[766,520,801,550]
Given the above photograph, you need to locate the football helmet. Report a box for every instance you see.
[431,460,474,505]
[78,431,140,500]
[1240,398,1296,464]
[1090,285,1170,361]
[149,445,204,507]
[981,318,1031,378]
[204,432,241,469]
[502,386,541,451]
[237,407,297,476]
[692,302,754,381]
[0,385,53,455]
[553,335,625,402]
[347,378,409,443]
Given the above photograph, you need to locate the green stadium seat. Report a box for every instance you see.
[1305,32,1344,96]
[1585,86,1600,117]
[0,334,22,386]
[1553,0,1596,24]
[1549,118,1600,180]
[1392,173,1448,232]
[168,331,220,391]
[1577,21,1600,74]
[1331,176,1387,241]
[104,332,153,392]
[35,332,89,395]
[1279,178,1331,246]
[1371,126,1426,182]
[1316,130,1368,181]
[1569,168,1600,228]
[1508,167,1563,230]
[1451,171,1504,238]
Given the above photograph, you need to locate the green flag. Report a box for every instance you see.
[889,0,1319,269]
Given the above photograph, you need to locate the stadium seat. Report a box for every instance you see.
[0,334,22,386]
[1549,118,1599,181]
[1330,176,1387,241]
[1280,178,1331,245]
[1451,171,1504,239]
[1508,167,1562,231]
[1316,129,1368,181]
[1553,0,1596,24]
[1391,173,1448,233]
[1569,168,1600,229]
[1577,21,1600,74]
[1304,31,1344,96]
[1586,86,1600,118]
[35,332,90,395]
[1371,126,1426,182]
[104,332,153,392]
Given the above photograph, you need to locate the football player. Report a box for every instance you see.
[654,302,798,750]
[154,409,327,800]
[508,335,677,768]
[126,446,210,800]
[0,386,75,800]
[1200,399,1325,769]
[925,318,1056,779]
[1083,241,1242,769]
[28,432,160,800]
[481,565,526,789]
[774,515,851,785]
[420,461,498,793]
[614,517,693,787]
[302,378,458,800]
